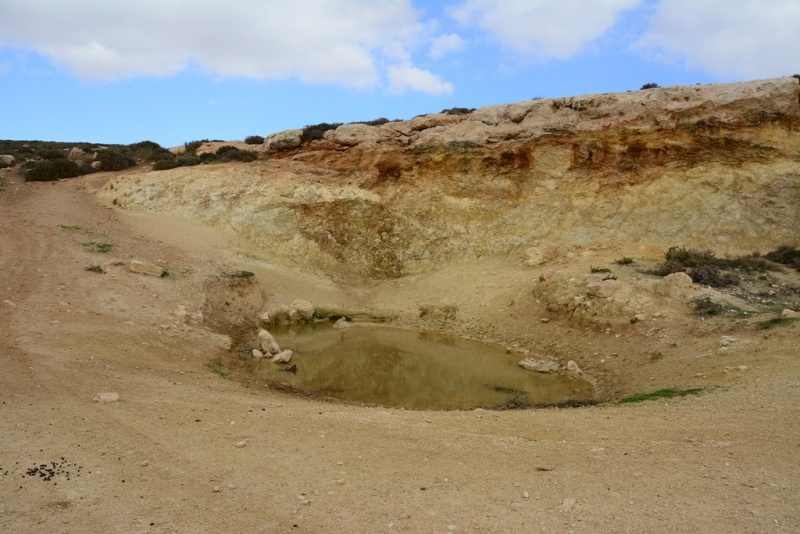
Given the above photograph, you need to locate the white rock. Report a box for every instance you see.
[560,497,577,512]
[92,392,120,403]
[289,299,315,321]
[0,155,16,168]
[332,317,350,329]
[258,329,281,354]
[252,349,264,359]
[519,358,560,373]
[271,350,293,363]
[235,440,248,448]
[566,360,582,374]
[780,308,800,318]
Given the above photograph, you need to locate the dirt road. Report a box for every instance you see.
[1,176,798,533]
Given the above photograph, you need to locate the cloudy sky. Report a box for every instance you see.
[1,0,798,147]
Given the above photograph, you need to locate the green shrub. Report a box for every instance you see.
[94,149,136,171]
[640,83,660,90]
[184,140,208,154]
[216,146,257,162]
[441,107,475,115]
[26,159,80,181]
[691,296,725,316]
[244,135,264,145]
[37,148,67,160]
[153,159,181,171]
[301,122,342,143]
[765,245,800,271]
[615,257,635,265]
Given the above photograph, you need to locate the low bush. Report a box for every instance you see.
[26,159,80,181]
[94,149,136,172]
[38,148,68,160]
[216,146,257,162]
[441,107,475,115]
[765,245,800,271]
[652,246,776,287]
[184,139,208,154]
[301,122,342,143]
[691,296,725,316]
[640,83,660,90]
[244,135,264,145]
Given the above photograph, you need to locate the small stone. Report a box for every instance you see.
[518,358,560,373]
[566,360,582,374]
[560,497,577,512]
[738,365,749,371]
[332,317,350,329]
[212,486,222,493]
[271,349,293,363]
[337,478,345,485]
[140,461,149,467]
[536,465,554,472]
[92,392,120,403]
[252,349,264,360]
[522,491,530,499]
[234,441,248,448]
[540,317,550,323]
[129,260,165,277]
[781,308,800,318]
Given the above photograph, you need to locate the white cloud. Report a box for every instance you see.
[386,64,453,95]
[448,0,640,59]
[0,0,455,93]
[429,33,467,59]
[634,0,800,79]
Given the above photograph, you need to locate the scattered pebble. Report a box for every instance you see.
[212,486,222,493]
[234,441,248,448]
[92,392,120,403]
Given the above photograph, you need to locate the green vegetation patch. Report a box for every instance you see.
[208,360,232,379]
[754,317,800,330]
[620,387,705,404]
[82,241,113,254]
[221,270,255,279]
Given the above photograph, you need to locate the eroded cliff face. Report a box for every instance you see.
[99,77,800,278]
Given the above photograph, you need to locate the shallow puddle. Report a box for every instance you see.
[252,324,593,410]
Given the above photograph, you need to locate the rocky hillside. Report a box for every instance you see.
[98,77,800,278]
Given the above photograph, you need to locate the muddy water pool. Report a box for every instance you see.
[252,324,593,410]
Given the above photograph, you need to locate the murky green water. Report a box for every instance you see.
[252,324,593,410]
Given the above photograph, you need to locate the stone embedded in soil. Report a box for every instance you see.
[518,358,560,373]
[585,280,622,298]
[289,299,315,321]
[332,317,350,329]
[560,497,577,512]
[252,349,264,359]
[235,441,248,448]
[92,392,120,403]
[129,260,165,277]
[781,308,800,318]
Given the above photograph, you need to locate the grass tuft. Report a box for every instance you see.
[82,241,113,254]
[620,387,705,404]
[754,317,800,330]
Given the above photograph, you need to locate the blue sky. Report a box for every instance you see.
[1,0,799,148]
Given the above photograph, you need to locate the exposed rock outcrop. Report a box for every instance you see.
[99,77,800,279]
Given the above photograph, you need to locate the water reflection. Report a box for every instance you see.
[252,324,592,410]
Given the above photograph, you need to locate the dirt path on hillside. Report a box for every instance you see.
[1,177,798,533]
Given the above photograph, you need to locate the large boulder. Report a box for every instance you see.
[0,155,16,168]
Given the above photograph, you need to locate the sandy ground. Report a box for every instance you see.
[1,174,798,533]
